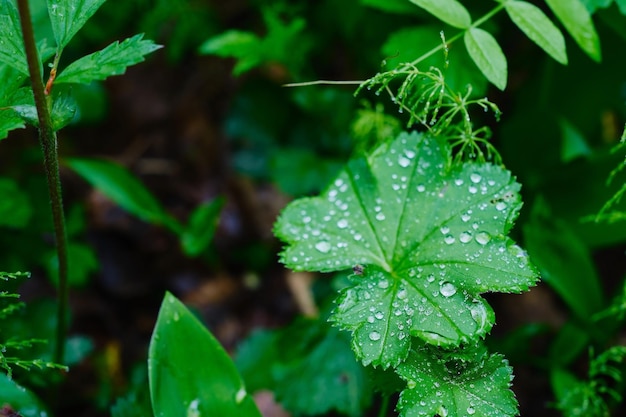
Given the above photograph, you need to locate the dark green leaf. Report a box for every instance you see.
[545,0,602,62]
[396,346,518,417]
[55,34,162,85]
[0,177,32,228]
[505,0,568,64]
[65,158,181,232]
[275,132,538,367]
[361,0,419,14]
[523,198,604,320]
[0,0,28,75]
[464,27,508,90]
[47,0,107,48]
[235,329,281,393]
[45,242,99,287]
[181,198,224,257]
[407,0,472,28]
[148,292,262,417]
[559,118,592,162]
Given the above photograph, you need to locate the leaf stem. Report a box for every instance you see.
[377,394,390,417]
[17,0,69,365]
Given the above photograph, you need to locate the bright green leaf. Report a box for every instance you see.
[0,178,32,228]
[55,34,162,85]
[464,28,508,90]
[407,0,472,28]
[65,158,181,232]
[0,0,28,75]
[505,1,568,64]
[181,198,224,257]
[47,0,107,48]
[198,30,260,59]
[545,0,602,62]
[275,132,538,367]
[396,345,518,417]
[148,292,262,417]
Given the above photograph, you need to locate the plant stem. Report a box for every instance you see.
[377,394,390,417]
[17,0,69,365]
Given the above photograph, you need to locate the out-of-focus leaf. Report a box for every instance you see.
[47,0,107,48]
[0,374,50,417]
[235,329,280,393]
[0,177,32,228]
[545,0,602,62]
[65,158,181,232]
[55,34,162,85]
[181,198,224,257]
[270,148,343,196]
[407,0,472,28]
[464,27,508,90]
[361,0,418,14]
[505,0,568,64]
[45,242,98,287]
[148,292,262,417]
[559,118,592,162]
[523,197,604,321]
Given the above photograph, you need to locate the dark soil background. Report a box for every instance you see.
[1,1,625,416]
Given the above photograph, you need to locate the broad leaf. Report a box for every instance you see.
[408,0,472,28]
[181,198,224,257]
[505,1,567,65]
[275,132,538,367]
[464,28,507,90]
[65,158,181,232]
[148,292,262,417]
[396,345,518,417]
[47,0,106,49]
[55,34,162,85]
[0,0,28,75]
[544,0,601,62]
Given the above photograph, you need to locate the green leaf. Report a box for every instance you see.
[45,242,99,287]
[0,177,32,228]
[148,292,262,417]
[545,0,601,62]
[47,0,107,49]
[505,1,568,64]
[181,198,224,257]
[235,329,280,393]
[0,0,27,75]
[407,0,472,28]
[0,373,49,417]
[523,198,604,321]
[275,132,538,367]
[559,118,592,162]
[198,30,261,72]
[55,34,162,85]
[65,158,181,232]
[464,28,508,90]
[361,0,419,14]
[396,345,518,417]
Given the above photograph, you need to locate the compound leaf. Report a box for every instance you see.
[407,0,472,28]
[275,132,538,368]
[464,28,507,90]
[396,345,518,417]
[149,292,262,417]
[0,0,28,75]
[47,0,107,49]
[55,34,162,85]
[544,0,601,62]
[505,0,567,65]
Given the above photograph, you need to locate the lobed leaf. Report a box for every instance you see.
[0,0,28,75]
[544,0,601,62]
[396,345,518,417]
[505,0,568,65]
[47,0,107,49]
[464,28,508,90]
[149,292,262,417]
[55,34,162,85]
[407,0,472,29]
[275,132,538,367]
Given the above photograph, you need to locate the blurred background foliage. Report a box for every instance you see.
[0,0,625,415]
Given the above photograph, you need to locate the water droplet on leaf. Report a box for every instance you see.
[369,331,381,341]
[315,241,331,253]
